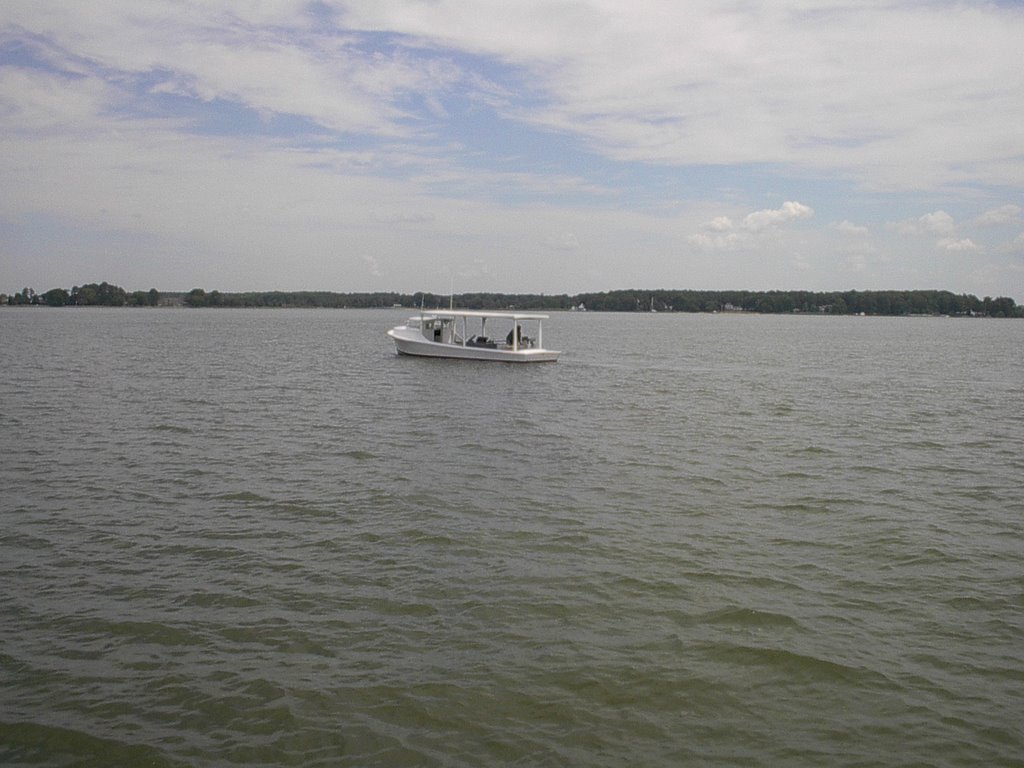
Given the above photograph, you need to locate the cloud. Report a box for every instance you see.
[974,204,1022,227]
[689,201,813,249]
[893,210,956,237]
[891,211,985,252]
[741,201,814,232]
[5,1,1023,197]
[919,211,956,236]
[344,0,1024,191]
[937,237,979,252]
[835,220,869,236]
[687,231,746,251]
[0,67,121,136]
[2,2,463,139]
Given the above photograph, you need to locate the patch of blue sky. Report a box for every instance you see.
[0,32,80,77]
[409,107,833,212]
[421,109,835,214]
[135,85,322,140]
[305,1,337,26]
[0,36,315,141]
[358,42,851,213]
[0,37,36,67]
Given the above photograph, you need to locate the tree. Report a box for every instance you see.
[10,288,34,305]
[989,297,1017,318]
[67,282,128,306]
[129,288,162,306]
[185,288,207,307]
[43,288,70,307]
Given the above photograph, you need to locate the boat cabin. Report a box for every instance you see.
[411,312,539,351]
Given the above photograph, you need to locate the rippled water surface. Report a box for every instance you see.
[2,308,1022,766]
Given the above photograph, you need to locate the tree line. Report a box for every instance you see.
[4,283,159,307]
[5,284,1021,317]
[170,287,1024,317]
[573,289,1021,317]
[180,288,565,309]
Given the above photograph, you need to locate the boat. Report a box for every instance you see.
[387,309,560,362]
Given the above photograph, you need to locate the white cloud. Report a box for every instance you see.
[687,231,745,251]
[690,201,813,250]
[836,220,869,236]
[937,237,979,252]
[919,211,956,236]
[890,210,987,253]
[974,204,1022,226]
[893,210,956,237]
[741,201,814,232]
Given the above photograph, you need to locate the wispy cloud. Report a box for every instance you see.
[344,1,1024,191]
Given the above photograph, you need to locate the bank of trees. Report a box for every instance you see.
[181,289,569,309]
[571,289,1021,317]
[5,284,1020,316]
[178,288,1019,315]
[183,289,406,308]
[3,283,159,306]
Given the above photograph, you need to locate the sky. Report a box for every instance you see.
[2,1,1023,298]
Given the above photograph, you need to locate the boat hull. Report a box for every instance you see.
[387,326,559,362]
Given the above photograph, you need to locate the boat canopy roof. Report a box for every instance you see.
[416,309,549,321]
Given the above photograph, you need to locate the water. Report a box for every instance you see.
[2,308,1022,767]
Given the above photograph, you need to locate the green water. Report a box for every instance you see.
[2,309,1022,766]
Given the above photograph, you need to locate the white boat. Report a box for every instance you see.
[387,309,560,362]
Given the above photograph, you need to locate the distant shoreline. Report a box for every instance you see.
[3,284,1021,317]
